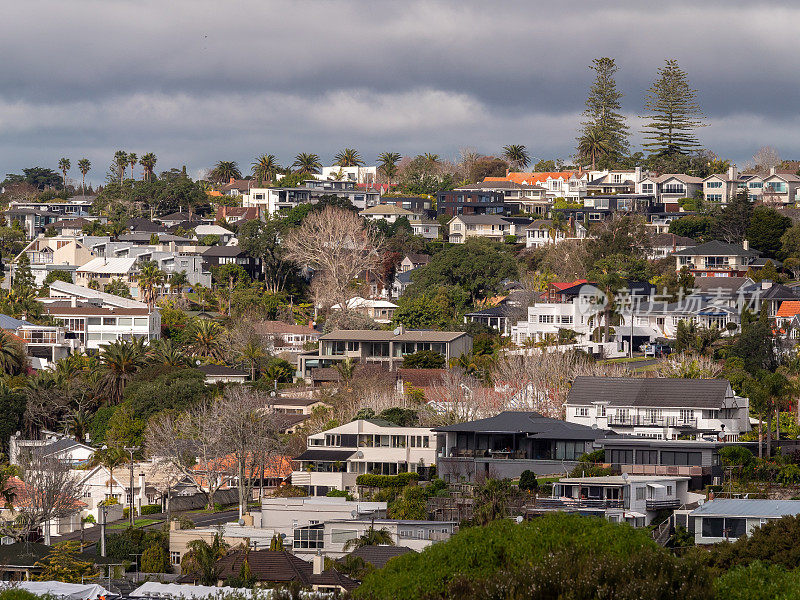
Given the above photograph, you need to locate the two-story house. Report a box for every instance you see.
[702,167,741,204]
[359,205,415,223]
[565,376,750,441]
[637,174,703,209]
[291,419,438,496]
[483,171,589,203]
[586,168,643,195]
[524,219,587,249]
[672,240,765,277]
[297,328,472,379]
[453,181,550,215]
[436,190,510,217]
[447,215,516,243]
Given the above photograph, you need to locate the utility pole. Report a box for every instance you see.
[124,446,140,528]
[100,505,108,557]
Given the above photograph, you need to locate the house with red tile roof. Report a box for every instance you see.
[484,171,589,203]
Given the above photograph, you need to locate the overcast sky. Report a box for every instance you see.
[2,0,799,185]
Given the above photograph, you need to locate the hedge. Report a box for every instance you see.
[356,472,420,488]
[141,504,162,515]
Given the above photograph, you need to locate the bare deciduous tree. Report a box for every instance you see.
[2,449,85,544]
[285,207,382,313]
[750,146,781,174]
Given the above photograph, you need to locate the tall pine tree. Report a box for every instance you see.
[642,59,705,157]
[577,57,629,169]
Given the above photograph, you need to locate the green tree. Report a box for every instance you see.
[114,150,129,183]
[128,152,138,180]
[746,207,792,258]
[377,152,402,185]
[472,478,523,526]
[501,144,530,170]
[344,526,395,550]
[237,218,294,293]
[251,154,280,185]
[42,270,74,286]
[334,148,364,167]
[188,320,225,359]
[181,534,230,585]
[292,152,322,175]
[104,403,146,448]
[57,158,71,189]
[388,484,428,520]
[578,57,629,166]
[34,541,98,583]
[401,350,446,369]
[168,270,189,298]
[137,260,166,308]
[98,338,147,403]
[77,158,91,195]
[141,543,170,573]
[518,470,539,494]
[208,160,242,183]
[139,153,157,182]
[668,215,715,241]
[714,562,800,600]
[104,278,131,298]
[642,59,705,157]
[0,382,26,452]
[0,331,28,376]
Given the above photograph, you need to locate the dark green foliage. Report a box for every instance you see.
[42,270,74,286]
[578,57,629,167]
[141,544,169,573]
[746,207,792,258]
[356,472,420,488]
[518,470,538,493]
[122,367,210,422]
[468,157,508,183]
[713,561,800,600]
[376,407,418,427]
[404,238,517,303]
[729,310,777,374]
[0,384,26,452]
[706,516,800,571]
[263,357,294,383]
[141,504,162,515]
[354,514,698,599]
[0,590,46,600]
[392,285,470,330]
[669,215,715,241]
[387,483,428,520]
[104,279,132,298]
[88,405,117,445]
[715,189,753,243]
[719,446,754,467]
[107,527,168,564]
[401,350,445,369]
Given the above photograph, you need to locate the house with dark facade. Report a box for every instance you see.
[201,246,261,279]
[434,411,605,480]
[436,190,510,217]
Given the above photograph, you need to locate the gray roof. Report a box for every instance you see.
[692,277,752,295]
[320,329,469,343]
[690,498,800,519]
[294,449,356,462]
[343,545,416,569]
[0,314,32,329]
[433,411,604,440]
[41,438,93,456]
[672,240,761,257]
[567,377,732,409]
[451,215,510,225]
[197,364,248,377]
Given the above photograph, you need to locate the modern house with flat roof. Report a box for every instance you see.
[565,376,750,441]
[292,419,437,496]
[688,499,800,544]
[434,411,605,481]
[297,328,472,379]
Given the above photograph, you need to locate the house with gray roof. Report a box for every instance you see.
[447,214,516,244]
[672,240,765,277]
[434,411,605,480]
[688,499,800,544]
[565,376,750,441]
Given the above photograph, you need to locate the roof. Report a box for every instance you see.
[254,320,320,336]
[43,305,150,317]
[551,279,589,291]
[360,205,414,216]
[294,449,357,461]
[778,301,800,318]
[450,214,510,225]
[672,240,761,257]
[759,283,800,301]
[0,314,33,329]
[692,277,752,295]
[404,253,431,264]
[343,545,416,569]
[690,498,800,519]
[399,368,447,388]
[126,218,166,232]
[484,171,579,185]
[320,329,469,343]
[202,245,250,257]
[194,224,234,236]
[433,411,603,440]
[196,364,248,377]
[40,438,94,456]
[76,257,137,274]
[53,217,93,229]
[458,180,545,190]
[558,475,690,485]
[648,173,704,184]
[567,376,732,409]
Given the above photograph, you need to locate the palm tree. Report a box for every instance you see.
[343,526,394,550]
[113,150,128,184]
[577,126,613,171]
[169,271,189,298]
[127,153,138,181]
[0,331,27,376]
[292,153,322,175]
[188,320,224,359]
[590,259,624,343]
[63,408,90,442]
[423,153,440,164]
[251,154,280,186]
[334,148,364,167]
[137,261,166,308]
[181,534,229,585]
[57,158,71,189]
[139,153,157,182]
[501,145,530,170]
[148,339,189,367]
[209,161,242,184]
[377,152,402,186]
[98,339,147,403]
[77,159,91,195]
[239,338,265,381]
[90,446,127,503]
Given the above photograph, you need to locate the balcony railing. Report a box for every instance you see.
[646,499,682,510]
[447,448,529,459]
[539,498,624,510]
[607,416,697,428]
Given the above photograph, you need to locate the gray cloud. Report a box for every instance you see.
[1,0,799,184]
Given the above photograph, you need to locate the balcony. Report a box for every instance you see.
[646,499,682,510]
[539,498,624,510]
[607,416,697,429]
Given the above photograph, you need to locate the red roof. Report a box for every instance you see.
[484,171,579,185]
[551,279,588,290]
[777,301,800,318]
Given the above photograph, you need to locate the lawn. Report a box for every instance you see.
[108,518,161,530]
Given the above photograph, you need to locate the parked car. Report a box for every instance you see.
[642,344,672,357]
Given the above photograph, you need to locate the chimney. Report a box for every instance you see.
[634,166,642,183]
[170,519,181,531]
[70,296,77,308]
[743,240,749,251]
[229,176,235,184]
[728,165,737,181]
[138,473,146,503]
[770,166,777,176]
[312,552,325,575]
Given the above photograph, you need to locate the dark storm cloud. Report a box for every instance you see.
[1,0,799,183]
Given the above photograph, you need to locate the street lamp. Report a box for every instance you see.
[124,446,140,528]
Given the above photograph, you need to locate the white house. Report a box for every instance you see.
[637,174,703,208]
[330,297,398,324]
[317,165,377,185]
[524,219,587,249]
[291,419,437,496]
[551,474,694,527]
[359,205,414,223]
[688,499,800,545]
[448,215,512,244]
[565,376,750,441]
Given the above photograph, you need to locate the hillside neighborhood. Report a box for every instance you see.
[5,11,800,596]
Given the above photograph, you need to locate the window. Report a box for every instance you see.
[702,517,746,539]
[610,449,633,464]
[597,404,606,417]
[554,441,583,460]
[706,194,723,202]
[749,181,763,189]
[612,174,622,184]
[706,181,723,188]
[170,552,181,565]
[575,407,589,417]
[559,315,573,325]
[642,183,654,193]
[635,487,645,501]
[635,450,658,464]
[134,318,148,327]
[666,485,673,496]
[293,526,324,549]
[538,315,554,324]
[679,409,695,423]
[663,184,685,194]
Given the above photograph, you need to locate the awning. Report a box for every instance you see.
[294,449,356,462]
[624,511,647,518]
[131,582,253,599]
[0,582,117,600]
[647,483,665,489]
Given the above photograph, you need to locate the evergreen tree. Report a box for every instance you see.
[577,57,628,167]
[716,189,753,243]
[642,59,705,157]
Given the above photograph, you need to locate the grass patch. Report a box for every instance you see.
[108,518,161,530]
[599,356,653,364]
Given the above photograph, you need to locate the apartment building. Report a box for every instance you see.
[436,190,510,217]
[291,419,438,496]
[565,376,750,441]
[454,181,550,215]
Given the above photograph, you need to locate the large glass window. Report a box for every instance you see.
[293,526,324,549]
[706,181,723,188]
